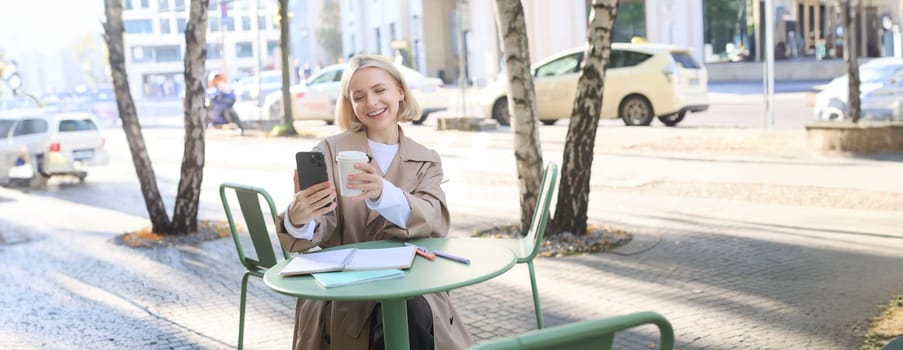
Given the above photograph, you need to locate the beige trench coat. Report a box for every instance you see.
[277,127,474,350]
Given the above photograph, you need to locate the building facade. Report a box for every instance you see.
[122,0,328,98]
[336,0,903,87]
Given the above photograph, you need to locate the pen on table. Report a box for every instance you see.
[433,251,471,265]
[404,242,435,261]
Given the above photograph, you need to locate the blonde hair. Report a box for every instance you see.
[335,54,422,131]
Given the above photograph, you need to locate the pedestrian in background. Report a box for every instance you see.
[208,73,243,134]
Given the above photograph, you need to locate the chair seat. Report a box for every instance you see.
[473,237,530,264]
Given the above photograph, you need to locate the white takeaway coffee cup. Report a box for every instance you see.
[335,151,369,197]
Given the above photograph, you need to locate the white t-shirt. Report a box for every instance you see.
[284,140,412,239]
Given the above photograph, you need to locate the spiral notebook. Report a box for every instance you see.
[279,245,417,276]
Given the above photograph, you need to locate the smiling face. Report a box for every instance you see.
[347,67,405,143]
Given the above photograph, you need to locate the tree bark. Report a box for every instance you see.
[842,0,861,123]
[103,0,171,233]
[552,0,618,236]
[493,0,544,232]
[279,0,296,132]
[171,0,210,234]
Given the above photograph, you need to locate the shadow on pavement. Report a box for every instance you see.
[531,211,903,349]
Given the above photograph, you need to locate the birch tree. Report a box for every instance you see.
[551,0,618,236]
[103,0,209,234]
[840,0,861,122]
[493,0,544,231]
[278,0,296,132]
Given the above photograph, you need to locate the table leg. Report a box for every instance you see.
[380,299,410,350]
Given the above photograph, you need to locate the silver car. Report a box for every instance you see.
[286,63,448,129]
[813,58,903,121]
[0,111,109,184]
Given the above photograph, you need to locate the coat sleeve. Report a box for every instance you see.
[384,152,449,239]
[276,141,341,253]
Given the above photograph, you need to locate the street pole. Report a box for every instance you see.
[255,0,265,119]
[764,0,776,129]
[220,0,228,77]
[457,0,467,117]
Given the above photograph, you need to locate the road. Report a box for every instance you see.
[125,80,826,130]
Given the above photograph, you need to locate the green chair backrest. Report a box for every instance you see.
[470,311,674,350]
[522,162,559,262]
[219,183,289,273]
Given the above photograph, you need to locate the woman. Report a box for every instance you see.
[277,55,473,350]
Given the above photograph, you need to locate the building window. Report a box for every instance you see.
[613,1,645,44]
[209,17,220,32]
[221,16,235,31]
[207,43,223,59]
[236,42,254,58]
[390,22,397,40]
[157,0,168,11]
[176,18,187,33]
[140,0,150,9]
[267,41,279,56]
[131,47,154,63]
[160,19,171,34]
[173,0,184,11]
[125,0,134,10]
[258,15,268,30]
[702,0,748,61]
[155,46,182,62]
[124,19,154,34]
[241,16,251,31]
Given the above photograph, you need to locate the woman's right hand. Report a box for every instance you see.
[287,171,336,226]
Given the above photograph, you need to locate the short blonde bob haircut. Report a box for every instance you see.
[335,54,422,131]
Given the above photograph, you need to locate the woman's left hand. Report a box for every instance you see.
[347,162,383,201]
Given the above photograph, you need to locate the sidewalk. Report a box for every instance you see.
[2,127,902,349]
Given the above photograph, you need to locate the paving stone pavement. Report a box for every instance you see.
[2,130,903,349]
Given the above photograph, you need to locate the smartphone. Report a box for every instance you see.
[295,151,329,191]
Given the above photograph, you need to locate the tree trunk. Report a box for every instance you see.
[103,0,171,233]
[843,0,861,123]
[493,0,544,232]
[279,0,296,132]
[552,0,618,236]
[171,0,210,234]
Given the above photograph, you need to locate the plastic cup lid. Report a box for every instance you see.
[336,151,368,162]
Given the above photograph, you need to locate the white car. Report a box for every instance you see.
[0,111,109,184]
[814,57,903,121]
[234,70,285,103]
[480,43,710,126]
[857,79,903,121]
[285,63,447,129]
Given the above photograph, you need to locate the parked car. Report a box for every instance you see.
[857,79,903,121]
[479,43,710,126]
[234,70,285,103]
[90,87,119,126]
[813,58,903,121]
[284,63,447,129]
[0,111,109,184]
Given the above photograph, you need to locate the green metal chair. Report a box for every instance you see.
[469,311,674,350]
[219,183,290,350]
[882,337,903,350]
[481,162,559,329]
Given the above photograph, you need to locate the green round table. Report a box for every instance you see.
[263,237,516,350]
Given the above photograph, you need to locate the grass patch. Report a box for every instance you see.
[861,295,903,350]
